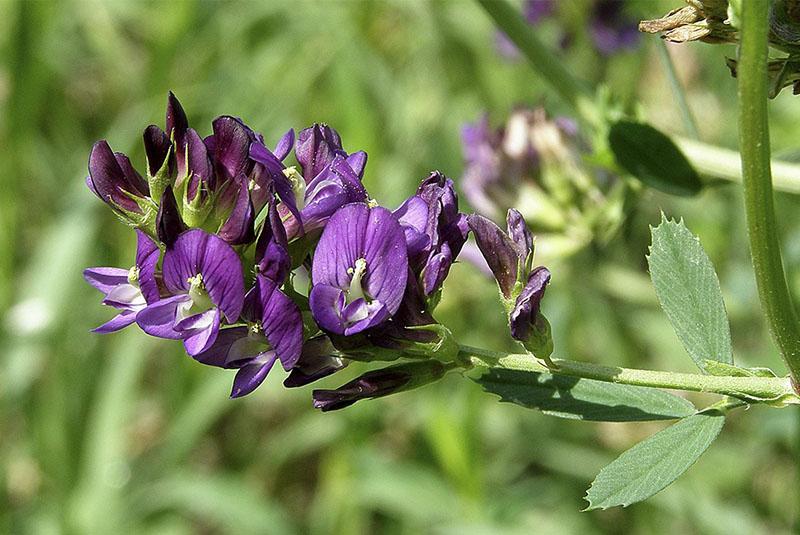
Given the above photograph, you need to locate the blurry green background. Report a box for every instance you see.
[1,0,798,533]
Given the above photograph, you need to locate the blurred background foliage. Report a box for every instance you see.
[0,0,798,533]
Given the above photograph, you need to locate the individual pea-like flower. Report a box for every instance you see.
[86,140,151,218]
[461,108,626,262]
[309,203,408,336]
[194,274,303,398]
[83,230,160,333]
[394,172,469,297]
[258,124,369,241]
[136,229,245,355]
[468,210,552,355]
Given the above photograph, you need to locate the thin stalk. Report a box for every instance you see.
[738,1,800,381]
[460,345,798,402]
[676,137,800,194]
[657,40,700,139]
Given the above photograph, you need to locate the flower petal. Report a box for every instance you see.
[136,294,187,340]
[256,276,303,369]
[217,174,255,246]
[273,128,295,161]
[308,284,347,335]
[230,353,278,398]
[83,267,130,295]
[509,266,551,341]
[135,230,161,304]
[92,309,138,334]
[182,308,221,356]
[193,326,249,368]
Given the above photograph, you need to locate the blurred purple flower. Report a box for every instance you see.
[310,203,408,336]
[83,230,160,333]
[136,229,245,355]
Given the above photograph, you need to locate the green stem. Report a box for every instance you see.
[657,40,700,139]
[738,1,800,382]
[460,345,798,402]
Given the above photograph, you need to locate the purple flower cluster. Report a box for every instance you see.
[84,93,549,409]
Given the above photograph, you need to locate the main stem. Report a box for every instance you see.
[738,1,800,382]
[460,346,797,402]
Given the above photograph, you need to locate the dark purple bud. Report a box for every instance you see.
[467,210,531,299]
[312,360,447,412]
[296,123,346,180]
[284,336,347,388]
[185,127,214,202]
[143,125,174,178]
[218,174,255,246]
[211,116,252,186]
[156,186,187,248]
[255,196,290,284]
[509,266,551,341]
[87,140,149,214]
[166,91,189,176]
[273,129,295,162]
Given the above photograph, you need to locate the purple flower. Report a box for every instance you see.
[83,230,160,333]
[86,140,150,214]
[136,229,245,355]
[296,123,346,180]
[309,203,408,336]
[394,172,469,296]
[194,275,303,398]
[509,266,551,341]
[312,360,447,412]
[282,155,369,240]
[467,209,533,299]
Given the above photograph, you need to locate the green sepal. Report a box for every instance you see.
[521,313,553,359]
[147,144,176,204]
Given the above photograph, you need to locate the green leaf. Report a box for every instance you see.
[702,360,778,378]
[647,217,733,371]
[476,369,696,422]
[584,410,725,510]
[609,121,702,196]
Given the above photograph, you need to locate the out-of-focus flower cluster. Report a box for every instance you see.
[461,108,629,262]
[640,0,800,97]
[84,93,552,409]
[496,0,640,59]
